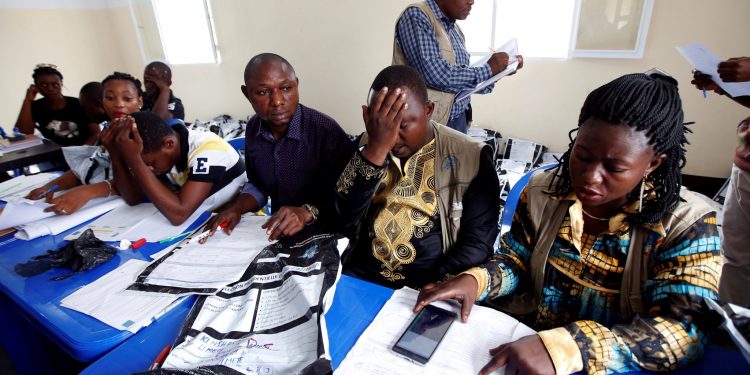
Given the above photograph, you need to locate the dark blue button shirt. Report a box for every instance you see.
[242,104,354,217]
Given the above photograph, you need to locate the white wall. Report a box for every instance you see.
[1,0,748,177]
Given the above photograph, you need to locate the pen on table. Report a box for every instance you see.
[37,184,59,199]
[187,222,228,244]
[703,86,707,99]
[149,345,172,370]
[130,237,147,250]
[158,231,191,243]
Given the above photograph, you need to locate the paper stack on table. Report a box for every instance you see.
[64,202,210,243]
[336,288,536,374]
[0,173,59,203]
[0,134,44,153]
[0,195,125,240]
[61,259,183,333]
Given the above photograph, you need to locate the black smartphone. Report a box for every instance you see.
[392,304,457,365]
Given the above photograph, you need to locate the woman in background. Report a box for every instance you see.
[15,64,98,146]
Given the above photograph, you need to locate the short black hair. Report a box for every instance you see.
[550,73,689,226]
[79,82,103,102]
[102,72,144,97]
[370,65,428,104]
[130,111,175,153]
[243,53,296,83]
[145,61,172,80]
[33,65,63,81]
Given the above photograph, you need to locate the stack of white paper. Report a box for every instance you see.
[336,288,536,374]
[1,196,125,240]
[64,202,210,242]
[0,173,60,203]
[61,259,182,333]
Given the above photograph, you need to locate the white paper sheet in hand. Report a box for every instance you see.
[60,259,181,333]
[456,38,519,102]
[142,215,271,290]
[336,288,536,374]
[676,43,750,97]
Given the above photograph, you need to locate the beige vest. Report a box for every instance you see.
[393,2,462,125]
[359,121,486,252]
[489,170,716,320]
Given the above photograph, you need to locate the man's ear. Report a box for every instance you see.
[241,85,250,101]
[425,101,435,119]
[162,136,177,152]
[362,105,370,126]
[646,153,667,175]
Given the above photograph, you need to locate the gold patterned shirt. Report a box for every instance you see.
[336,138,499,289]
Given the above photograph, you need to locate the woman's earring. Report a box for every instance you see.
[638,175,647,213]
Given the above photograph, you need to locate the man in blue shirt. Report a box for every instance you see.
[393,0,523,133]
[203,53,353,241]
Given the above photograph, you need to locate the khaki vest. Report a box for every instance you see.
[359,121,486,252]
[489,169,716,321]
[393,2,462,125]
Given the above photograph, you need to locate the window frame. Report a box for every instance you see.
[128,0,220,65]
[569,0,655,59]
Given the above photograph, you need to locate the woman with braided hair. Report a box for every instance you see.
[415,73,722,374]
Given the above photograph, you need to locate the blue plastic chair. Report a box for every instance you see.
[499,163,558,234]
[227,137,245,152]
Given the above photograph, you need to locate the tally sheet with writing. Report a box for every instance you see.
[456,38,520,102]
[336,288,536,375]
[64,202,211,242]
[676,43,750,97]
[60,259,183,334]
[154,234,345,375]
[128,215,274,295]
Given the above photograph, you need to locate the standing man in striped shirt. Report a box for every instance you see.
[393,0,523,133]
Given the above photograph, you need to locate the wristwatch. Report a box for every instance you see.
[302,204,319,224]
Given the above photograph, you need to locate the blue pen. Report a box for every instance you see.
[703,87,707,99]
[37,184,59,199]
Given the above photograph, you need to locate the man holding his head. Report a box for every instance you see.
[335,65,499,289]
[393,0,523,132]
[143,61,185,121]
[203,53,353,241]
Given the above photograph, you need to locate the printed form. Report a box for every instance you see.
[133,215,271,293]
[336,288,536,375]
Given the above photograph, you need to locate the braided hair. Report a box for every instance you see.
[549,73,690,226]
[102,72,144,97]
[32,64,63,81]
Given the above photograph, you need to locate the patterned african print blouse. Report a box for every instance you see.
[466,189,721,374]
